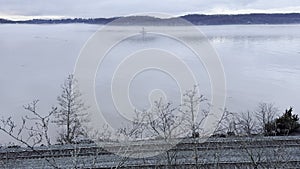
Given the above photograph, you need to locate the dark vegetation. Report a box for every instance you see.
[265,107,300,136]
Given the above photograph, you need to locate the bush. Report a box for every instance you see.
[265,107,300,136]
[264,121,277,136]
[276,107,300,135]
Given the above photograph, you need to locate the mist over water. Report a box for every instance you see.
[201,25,300,113]
[1,24,299,127]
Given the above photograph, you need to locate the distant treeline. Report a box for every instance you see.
[1,13,300,25]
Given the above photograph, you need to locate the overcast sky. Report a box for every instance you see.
[0,0,300,20]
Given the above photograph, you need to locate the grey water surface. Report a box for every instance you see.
[1,24,299,133]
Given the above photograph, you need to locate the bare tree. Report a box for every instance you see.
[214,109,238,136]
[179,85,208,138]
[52,74,90,144]
[23,100,54,146]
[146,99,183,140]
[255,103,278,135]
[117,110,147,140]
[0,100,58,168]
[144,99,183,167]
[0,100,54,147]
[0,75,94,168]
[178,86,208,169]
[238,111,258,136]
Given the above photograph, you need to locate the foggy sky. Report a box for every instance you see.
[0,0,300,20]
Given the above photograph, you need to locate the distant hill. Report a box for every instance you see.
[1,13,300,25]
[181,13,300,25]
[0,17,117,24]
